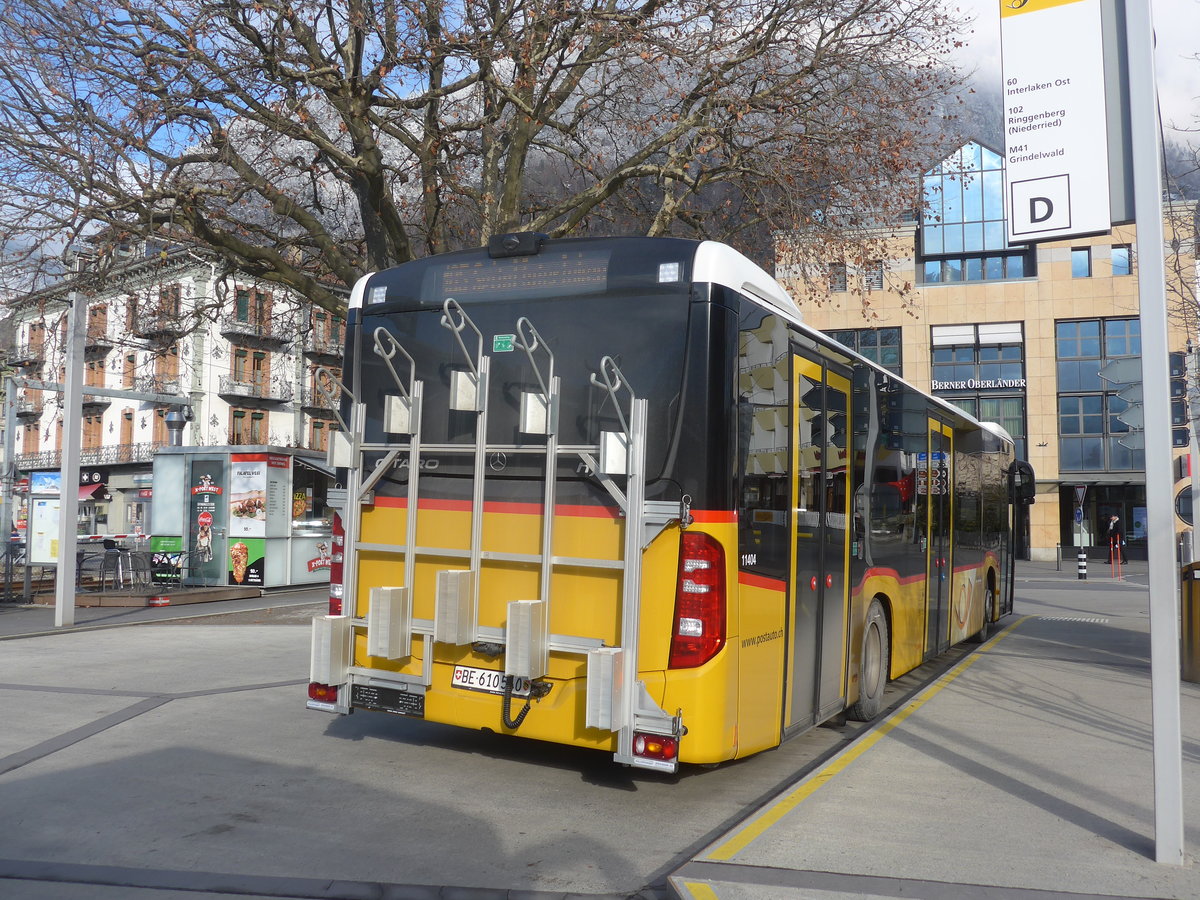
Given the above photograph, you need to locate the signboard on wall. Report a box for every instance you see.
[1000,0,1111,242]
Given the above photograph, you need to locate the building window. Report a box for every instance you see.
[829,264,847,293]
[862,262,884,292]
[919,142,1035,285]
[309,420,328,452]
[231,408,266,445]
[235,286,271,324]
[1112,244,1132,276]
[827,327,902,375]
[159,283,182,316]
[1056,317,1142,472]
[153,407,168,445]
[930,322,1027,458]
[83,415,103,451]
[1071,247,1092,278]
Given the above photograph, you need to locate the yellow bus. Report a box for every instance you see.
[307,234,1035,773]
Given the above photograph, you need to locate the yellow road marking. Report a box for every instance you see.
[704,615,1033,862]
[676,881,721,900]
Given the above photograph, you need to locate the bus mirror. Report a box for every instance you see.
[1011,461,1036,506]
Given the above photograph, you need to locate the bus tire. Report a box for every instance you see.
[850,599,889,721]
[968,583,995,644]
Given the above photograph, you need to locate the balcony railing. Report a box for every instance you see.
[132,309,186,340]
[8,343,45,367]
[14,441,166,472]
[84,327,116,352]
[303,333,344,358]
[15,400,43,419]
[299,385,339,417]
[220,314,293,345]
[134,375,182,396]
[218,375,293,403]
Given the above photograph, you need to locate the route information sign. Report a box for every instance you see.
[1000,0,1110,243]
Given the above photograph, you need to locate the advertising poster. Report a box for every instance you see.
[29,497,60,565]
[150,535,184,586]
[187,458,227,585]
[228,536,265,587]
[30,472,62,495]
[229,453,268,538]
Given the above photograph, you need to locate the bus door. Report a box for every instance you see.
[786,353,851,732]
[924,420,954,657]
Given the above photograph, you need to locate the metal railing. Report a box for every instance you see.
[298,385,339,413]
[220,314,294,344]
[134,375,182,395]
[217,375,293,402]
[303,333,343,357]
[132,310,186,338]
[8,343,45,367]
[13,441,166,471]
[84,327,116,348]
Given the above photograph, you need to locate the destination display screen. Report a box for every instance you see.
[367,248,613,307]
[438,250,610,299]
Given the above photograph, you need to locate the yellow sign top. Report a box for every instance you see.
[1000,0,1089,18]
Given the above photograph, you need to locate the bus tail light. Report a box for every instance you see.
[328,512,345,615]
[308,682,339,703]
[668,531,726,668]
[633,731,678,762]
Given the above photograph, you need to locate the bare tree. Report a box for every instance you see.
[0,0,969,312]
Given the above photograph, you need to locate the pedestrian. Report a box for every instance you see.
[1106,514,1126,564]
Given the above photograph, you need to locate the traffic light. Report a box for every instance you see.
[1170,351,1189,448]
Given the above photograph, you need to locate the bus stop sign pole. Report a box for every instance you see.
[1125,1,1184,866]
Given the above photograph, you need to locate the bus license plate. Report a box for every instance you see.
[451,665,530,696]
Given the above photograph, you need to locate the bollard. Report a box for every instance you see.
[1077,548,1087,580]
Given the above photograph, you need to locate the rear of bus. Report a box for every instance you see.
[307,235,773,771]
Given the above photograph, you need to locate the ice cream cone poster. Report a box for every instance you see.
[228,537,265,586]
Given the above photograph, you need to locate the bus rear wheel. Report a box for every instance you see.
[850,599,889,721]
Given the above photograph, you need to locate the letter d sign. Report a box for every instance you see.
[1029,197,1054,223]
[1009,174,1071,238]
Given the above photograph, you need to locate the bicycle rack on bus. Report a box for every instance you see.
[313,300,680,770]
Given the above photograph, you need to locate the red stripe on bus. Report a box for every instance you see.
[738,571,787,592]
[690,510,737,523]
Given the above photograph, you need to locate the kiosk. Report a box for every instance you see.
[150,446,333,588]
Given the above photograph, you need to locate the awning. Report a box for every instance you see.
[79,484,104,500]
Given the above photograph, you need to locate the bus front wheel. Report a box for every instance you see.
[850,599,889,721]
